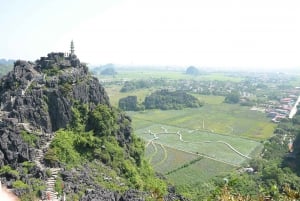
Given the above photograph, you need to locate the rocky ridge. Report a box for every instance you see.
[0,52,187,200]
[0,52,110,200]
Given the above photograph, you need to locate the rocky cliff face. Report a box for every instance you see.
[0,52,186,201]
[0,53,109,167]
[0,53,114,200]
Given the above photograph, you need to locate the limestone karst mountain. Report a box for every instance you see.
[0,51,186,201]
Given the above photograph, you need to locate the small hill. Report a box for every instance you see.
[101,67,117,75]
[185,66,199,75]
[91,63,117,76]
[144,90,203,110]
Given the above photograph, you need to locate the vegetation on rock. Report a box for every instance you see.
[45,103,167,198]
[144,90,203,110]
[0,52,172,200]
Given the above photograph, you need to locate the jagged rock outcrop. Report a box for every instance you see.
[0,52,110,199]
[61,165,146,201]
[0,53,109,133]
[0,52,187,201]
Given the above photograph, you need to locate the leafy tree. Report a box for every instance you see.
[224,91,240,104]
[46,130,80,166]
[86,104,118,136]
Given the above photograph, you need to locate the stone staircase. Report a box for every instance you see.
[0,113,62,200]
[44,168,61,201]
[33,133,62,201]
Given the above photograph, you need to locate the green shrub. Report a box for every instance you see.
[49,130,81,165]
[19,192,37,201]
[44,148,59,166]
[42,65,60,76]
[22,161,35,174]
[45,169,52,177]
[59,83,72,96]
[12,180,29,189]
[0,165,19,178]
[31,178,46,196]
[86,104,118,136]
[55,177,64,195]
[20,131,38,147]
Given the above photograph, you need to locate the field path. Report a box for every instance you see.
[147,128,251,160]
[216,141,251,159]
[147,141,158,164]
[153,141,240,167]
[153,144,168,167]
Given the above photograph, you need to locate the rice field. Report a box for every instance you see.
[102,72,276,186]
[129,103,275,140]
[127,105,275,184]
[137,124,260,167]
[166,158,235,185]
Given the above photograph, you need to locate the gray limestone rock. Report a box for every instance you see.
[0,52,187,201]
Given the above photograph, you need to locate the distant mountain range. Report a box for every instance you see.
[0,58,15,77]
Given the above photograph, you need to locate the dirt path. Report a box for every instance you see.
[153,144,168,167]
[146,127,251,167]
[153,141,240,167]
[147,141,158,164]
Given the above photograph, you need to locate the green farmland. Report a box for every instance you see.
[126,104,275,186]
[132,122,262,175]
[129,104,275,140]
[102,71,276,193]
[98,69,244,82]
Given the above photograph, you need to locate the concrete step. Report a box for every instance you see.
[31,132,61,200]
[47,181,55,185]
[47,181,55,184]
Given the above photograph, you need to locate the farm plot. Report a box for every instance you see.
[128,103,275,184]
[130,104,276,140]
[137,125,260,167]
[146,144,199,174]
[166,158,235,185]
[140,131,250,184]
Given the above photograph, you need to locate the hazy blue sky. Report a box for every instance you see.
[1,0,299,70]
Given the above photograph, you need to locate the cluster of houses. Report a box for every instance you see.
[260,95,300,123]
